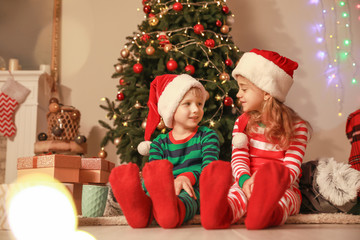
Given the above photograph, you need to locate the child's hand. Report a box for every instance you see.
[174,176,197,199]
[242,172,257,200]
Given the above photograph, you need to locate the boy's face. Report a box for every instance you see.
[173,89,205,131]
[236,75,268,113]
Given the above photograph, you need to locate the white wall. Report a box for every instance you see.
[61,0,360,164]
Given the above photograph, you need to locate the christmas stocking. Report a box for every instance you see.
[0,77,30,137]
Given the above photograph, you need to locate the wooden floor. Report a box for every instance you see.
[1,224,360,240]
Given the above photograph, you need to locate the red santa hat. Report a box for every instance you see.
[138,74,207,156]
[232,48,298,102]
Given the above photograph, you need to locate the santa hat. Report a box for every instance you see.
[137,74,207,156]
[232,48,298,102]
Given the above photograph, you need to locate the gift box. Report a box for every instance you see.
[79,158,114,184]
[17,154,81,183]
[63,183,82,215]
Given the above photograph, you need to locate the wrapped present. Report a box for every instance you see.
[63,183,82,215]
[17,154,81,169]
[79,158,114,184]
[17,154,81,183]
[80,158,115,171]
[79,170,110,184]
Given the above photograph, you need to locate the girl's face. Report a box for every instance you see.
[236,75,269,113]
[173,88,205,131]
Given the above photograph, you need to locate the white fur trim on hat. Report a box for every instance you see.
[232,132,249,149]
[232,52,293,102]
[137,140,152,156]
[158,74,206,128]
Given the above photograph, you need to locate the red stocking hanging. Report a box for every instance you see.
[0,76,30,137]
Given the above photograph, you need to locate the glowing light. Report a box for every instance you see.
[357,4,360,9]
[323,9,327,13]
[329,35,333,38]
[309,0,320,4]
[101,97,106,101]
[7,174,95,240]
[339,1,345,6]
[352,78,357,84]
[342,12,348,18]
[338,112,342,117]
[338,99,341,102]
[344,39,350,45]
[316,37,323,43]
[316,51,326,60]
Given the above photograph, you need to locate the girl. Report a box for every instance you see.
[200,49,311,230]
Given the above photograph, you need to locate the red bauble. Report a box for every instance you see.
[224,96,233,106]
[222,5,229,14]
[148,13,155,18]
[119,78,126,85]
[141,34,150,42]
[117,92,124,101]
[166,59,178,71]
[205,39,215,48]
[143,5,151,14]
[173,2,183,11]
[216,20,222,27]
[133,63,143,73]
[142,0,149,5]
[225,58,233,66]
[185,65,195,75]
[193,24,204,34]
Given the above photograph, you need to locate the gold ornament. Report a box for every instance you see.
[220,25,230,34]
[163,43,172,53]
[149,16,159,26]
[114,137,121,146]
[157,119,165,130]
[219,72,230,82]
[120,48,130,58]
[141,119,147,129]
[146,46,155,55]
[98,148,108,159]
[115,63,123,73]
[49,102,60,113]
[71,110,80,120]
[134,101,142,109]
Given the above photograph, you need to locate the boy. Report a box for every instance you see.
[109,74,220,228]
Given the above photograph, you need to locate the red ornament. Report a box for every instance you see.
[194,24,204,34]
[133,63,143,73]
[143,5,151,14]
[225,58,233,66]
[185,65,195,75]
[166,58,178,71]
[222,5,229,14]
[141,34,150,42]
[224,96,233,106]
[142,0,149,5]
[148,13,155,18]
[205,39,215,48]
[117,92,124,101]
[173,2,183,11]
[119,78,126,85]
[216,20,222,27]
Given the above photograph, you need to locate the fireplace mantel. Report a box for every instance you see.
[0,70,48,183]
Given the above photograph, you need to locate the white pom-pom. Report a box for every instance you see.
[137,141,152,156]
[232,133,248,149]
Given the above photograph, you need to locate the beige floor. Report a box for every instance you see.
[2,224,360,240]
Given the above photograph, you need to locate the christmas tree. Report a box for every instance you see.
[99,0,243,168]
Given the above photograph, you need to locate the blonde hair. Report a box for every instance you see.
[246,98,311,150]
[187,87,209,101]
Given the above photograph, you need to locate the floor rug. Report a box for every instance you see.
[78,213,360,226]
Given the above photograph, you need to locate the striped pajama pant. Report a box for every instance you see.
[227,182,301,224]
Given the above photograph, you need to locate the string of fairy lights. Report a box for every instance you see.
[311,0,360,117]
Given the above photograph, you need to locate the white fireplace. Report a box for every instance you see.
[0,70,48,183]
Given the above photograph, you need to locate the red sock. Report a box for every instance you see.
[245,162,290,230]
[142,160,186,228]
[109,163,152,228]
[200,160,233,229]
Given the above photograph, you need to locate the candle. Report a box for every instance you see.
[40,64,51,74]
[9,58,19,71]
